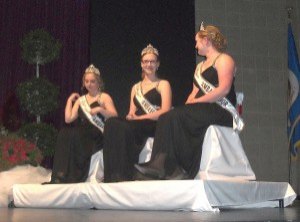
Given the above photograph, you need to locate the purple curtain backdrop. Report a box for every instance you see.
[0,0,90,128]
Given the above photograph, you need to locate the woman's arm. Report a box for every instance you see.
[133,80,172,121]
[187,54,235,104]
[65,93,80,123]
[126,85,138,120]
[90,93,118,119]
[185,83,199,104]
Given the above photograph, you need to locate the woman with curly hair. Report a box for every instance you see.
[135,24,242,180]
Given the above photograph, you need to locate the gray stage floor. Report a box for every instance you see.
[1,200,299,222]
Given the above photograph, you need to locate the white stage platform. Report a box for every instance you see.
[5,125,297,211]
[12,180,296,212]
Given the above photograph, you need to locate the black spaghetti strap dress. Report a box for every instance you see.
[50,101,104,183]
[149,66,236,178]
[103,86,161,182]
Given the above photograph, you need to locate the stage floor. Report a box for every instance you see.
[1,199,299,222]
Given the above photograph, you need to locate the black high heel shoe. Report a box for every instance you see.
[41,177,62,185]
[165,168,189,180]
[8,200,15,208]
[134,164,165,179]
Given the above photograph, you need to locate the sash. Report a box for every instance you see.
[79,96,104,132]
[194,63,244,132]
[134,83,159,114]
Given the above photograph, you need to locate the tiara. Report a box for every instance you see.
[141,44,159,56]
[199,21,205,31]
[85,64,100,76]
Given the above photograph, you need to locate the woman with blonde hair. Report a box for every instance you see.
[135,24,242,180]
[47,64,118,184]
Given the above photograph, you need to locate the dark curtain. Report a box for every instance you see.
[91,0,195,116]
[0,0,90,128]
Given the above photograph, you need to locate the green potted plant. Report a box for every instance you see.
[16,29,61,161]
[20,29,62,78]
[18,29,61,123]
[18,122,58,157]
[17,77,59,119]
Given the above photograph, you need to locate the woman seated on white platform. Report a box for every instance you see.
[103,44,172,182]
[135,23,244,180]
[46,64,118,184]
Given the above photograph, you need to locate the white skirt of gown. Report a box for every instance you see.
[0,164,51,207]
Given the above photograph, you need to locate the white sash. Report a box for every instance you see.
[79,96,104,132]
[134,83,159,114]
[194,63,244,132]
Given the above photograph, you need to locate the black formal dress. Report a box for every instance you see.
[103,85,161,182]
[51,101,104,183]
[148,65,236,178]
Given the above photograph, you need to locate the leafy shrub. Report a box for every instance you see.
[17,77,59,117]
[18,123,58,157]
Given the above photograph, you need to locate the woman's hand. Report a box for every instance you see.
[90,107,103,116]
[95,93,118,119]
[126,113,138,120]
[185,83,199,104]
[185,98,197,104]
[65,93,80,123]
[68,93,80,103]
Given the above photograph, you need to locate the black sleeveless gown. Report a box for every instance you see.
[150,66,236,178]
[103,87,161,182]
[51,101,104,183]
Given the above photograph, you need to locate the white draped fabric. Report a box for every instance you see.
[0,165,51,207]
[12,180,214,211]
[1,125,297,210]
[87,125,256,183]
[12,180,296,211]
[197,125,255,181]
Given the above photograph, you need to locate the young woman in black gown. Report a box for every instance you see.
[48,64,118,184]
[135,24,242,180]
[103,44,172,182]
